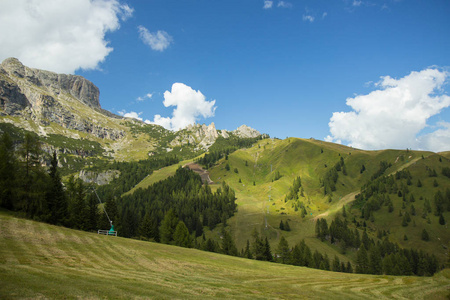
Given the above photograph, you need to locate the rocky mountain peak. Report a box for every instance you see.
[1,57,100,109]
[233,124,261,138]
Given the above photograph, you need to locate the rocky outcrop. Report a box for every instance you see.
[0,58,124,140]
[233,124,261,138]
[78,170,120,186]
[1,58,100,108]
[169,122,261,151]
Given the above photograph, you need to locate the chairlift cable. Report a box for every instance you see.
[92,187,112,226]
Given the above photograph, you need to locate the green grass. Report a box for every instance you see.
[0,211,449,299]
[122,137,449,266]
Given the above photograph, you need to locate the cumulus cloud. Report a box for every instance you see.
[118,110,143,121]
[325,68,450,152]
[138,26,173,52]
[263,1,273,9]
[0,0,133,74]
[149,83,216,131]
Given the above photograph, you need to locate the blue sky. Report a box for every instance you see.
[1,0,450,151]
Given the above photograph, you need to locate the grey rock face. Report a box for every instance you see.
[1,58,100,109]
[233,124,261,138]
[0,58,124,140]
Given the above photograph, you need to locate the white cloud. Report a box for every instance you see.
[118,110,143,121]
[353,0,362,7]
[322,12,328,19]
[0,0,132,74]
[302,15,315,22]
[277,1,292,8]
[138,26,173,52]
[137,93,153,102]
[149,83,216,131]
[263,1,273,9]
[326,68,450,152]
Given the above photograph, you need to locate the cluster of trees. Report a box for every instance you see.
[0,132,102,230]
[322,157,346,195]
[196,136,262,168]
[285,176,302,201]
[95,156,179,200]
[272,235,354,272]
[316,216,440,276]
[116,167,237,240]
[353,168,450,223]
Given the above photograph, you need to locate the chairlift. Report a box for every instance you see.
[92,188,117,236]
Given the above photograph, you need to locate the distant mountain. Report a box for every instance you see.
[0,57,261,167]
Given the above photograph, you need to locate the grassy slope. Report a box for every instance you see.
[0,211,449,299]
[123,137,449,264]
[206,139,431,252]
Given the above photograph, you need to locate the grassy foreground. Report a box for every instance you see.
[0,212,449,299]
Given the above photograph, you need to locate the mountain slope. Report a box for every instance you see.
[0,211,448,299]
[157,137,448,264]
[0,58,261,176]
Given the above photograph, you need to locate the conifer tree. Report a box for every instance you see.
[0,132,17,210]
[264,237,273,261]
[47,151,67,225]
[173,221,192,248]
[160,209,179,244]
[356,244,369,274]
[220,228,238,256]
[332,255,341,272]
[277,236,290,264]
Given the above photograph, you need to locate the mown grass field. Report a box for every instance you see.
[0,211,449,299]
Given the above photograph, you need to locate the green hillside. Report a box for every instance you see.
[0,211,448,299]
[96,136,449,269]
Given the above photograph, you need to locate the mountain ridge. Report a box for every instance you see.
[0,57,261,165]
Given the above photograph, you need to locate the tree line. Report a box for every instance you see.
[315,216,440,276]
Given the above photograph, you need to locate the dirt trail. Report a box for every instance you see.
[184,163,213,184]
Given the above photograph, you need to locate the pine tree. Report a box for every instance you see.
[356,244,369,274]
[221,228,238,256]
[0,132,17,210]
[284,221,291,231]
[159,209,179,244]
[421,229,430,241]
[85,193,99,231]
[332,255,341,272]
[439,213,446,225]
[263,237,273,261]
[46,151,67,225]
[368,245,382,275]
[280,220,285,230]
[277,236,290,264]
[173,221,192,248]
[244,240,252,259]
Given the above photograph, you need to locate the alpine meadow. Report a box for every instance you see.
[1,0,450,299]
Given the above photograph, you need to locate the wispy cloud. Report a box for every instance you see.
[138,26,173,52]
[352,0,362,7]
[302,15,315,22]
[277,1,292,8]
[137,93,153,102]
[263,1,273,9]
[322,12,328,19]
